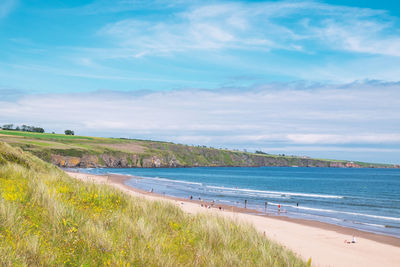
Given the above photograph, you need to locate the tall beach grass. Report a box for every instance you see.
[0,142,306,266]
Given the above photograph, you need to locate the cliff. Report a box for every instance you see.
[0,130,397,169]
[49,151,366,168]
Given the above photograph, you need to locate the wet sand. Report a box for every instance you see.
[66,171,400,267]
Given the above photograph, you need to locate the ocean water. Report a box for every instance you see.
[74,167,400,238]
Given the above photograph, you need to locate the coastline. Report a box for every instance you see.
[66,171,400,267]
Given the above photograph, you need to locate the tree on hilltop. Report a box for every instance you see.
[64,130,75,135]
[2,124,13,130]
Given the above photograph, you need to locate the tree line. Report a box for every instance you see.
[1,124,45,133]
[1,124,75,135]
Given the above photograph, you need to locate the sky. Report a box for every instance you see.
[0,0,400,164]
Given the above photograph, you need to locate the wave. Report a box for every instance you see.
[103,172,400,223]
[353,221,386,228]
[142,176,203,186]
[109,172,132,176]
[206,186,343,199]
[222,191,289,199]
[286,205,400,222]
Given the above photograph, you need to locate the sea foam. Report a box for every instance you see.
[206,186,343,199]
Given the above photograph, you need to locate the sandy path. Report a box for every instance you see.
[66,171,400,267]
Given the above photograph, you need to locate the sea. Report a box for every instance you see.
[71,167,400,238]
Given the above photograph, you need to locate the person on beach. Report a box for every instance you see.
[278,204,281,213]
[190,195,193,200]
[344,236,357,244]
[265,201,268,212]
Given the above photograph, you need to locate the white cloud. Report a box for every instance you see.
[286,134,400,145]
[98,1,400,57]
[306,17,400,57]
[23,1,398,86]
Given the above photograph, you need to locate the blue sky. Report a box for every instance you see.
[1,0,400,164]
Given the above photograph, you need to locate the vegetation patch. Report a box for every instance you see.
[0,141,306,266]
[1,130,395,168]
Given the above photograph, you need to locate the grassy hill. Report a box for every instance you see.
[0,130,396,168]
[0,141,306,266]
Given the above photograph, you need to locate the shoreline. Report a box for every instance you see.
[67,170,400,246]
[110,173,400,247]
[64,164,400,169]
[66,171,400,267]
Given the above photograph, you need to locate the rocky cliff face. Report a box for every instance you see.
[51,154,180,168]
[50,153,364,168]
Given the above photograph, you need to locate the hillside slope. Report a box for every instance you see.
[0,130,397,168]
[0,141,306,266]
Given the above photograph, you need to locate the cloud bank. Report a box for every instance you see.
[1,82,400,163]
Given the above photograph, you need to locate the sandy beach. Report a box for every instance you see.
[66,171,400,267]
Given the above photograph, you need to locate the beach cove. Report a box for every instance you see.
[74,167,400,238]
[67,171,400,267]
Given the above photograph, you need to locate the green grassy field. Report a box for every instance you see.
[0,129,395,168]
[0,130,96,140]
[0,142,306,266]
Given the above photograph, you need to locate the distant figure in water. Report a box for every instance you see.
[278,204,281,213]
[190,195,193,200]
[265,201,268,212]
[150,188,153,193]
[244,199,248,209]
[296,203,299,207]
[199,197,201,201]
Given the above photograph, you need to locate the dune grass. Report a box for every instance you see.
[0,142,306,266]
